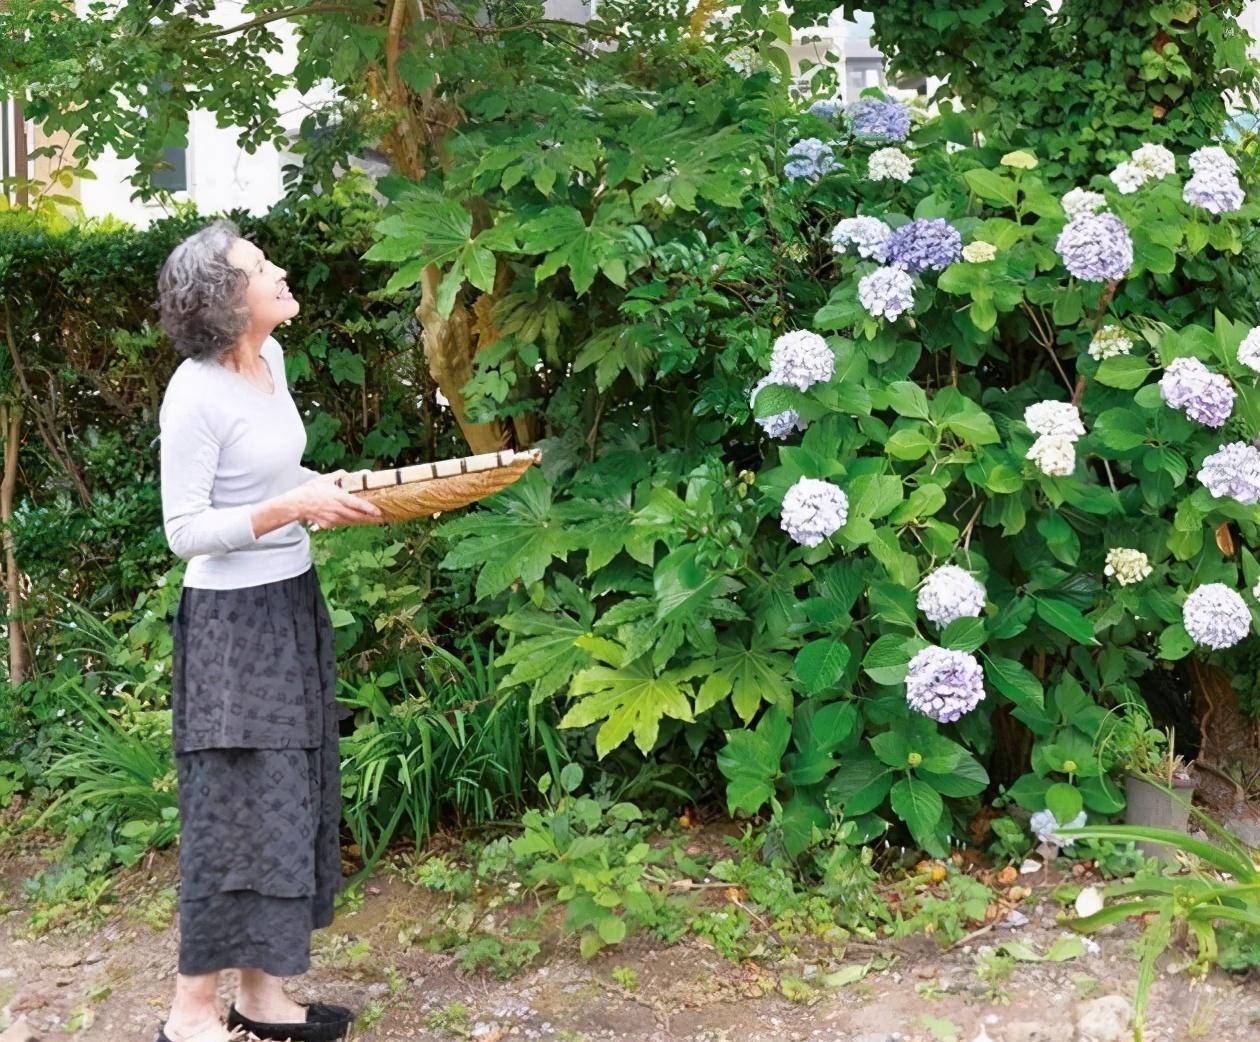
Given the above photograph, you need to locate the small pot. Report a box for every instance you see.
[1124,769,1197,862]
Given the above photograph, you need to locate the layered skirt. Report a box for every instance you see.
[169,565,350,976]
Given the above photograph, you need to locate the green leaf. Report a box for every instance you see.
[940,616,986,652]
[562,650,701,757]
[963,168,1018,207]
[885,381,931,420]
[1095,356,1153,390]
[1046,782,1084,823]
[1158,623,1195,661]
[795,638,852,694]
[984,656,1044,710]
[890,777,945,848]
[1034,597,1098,645]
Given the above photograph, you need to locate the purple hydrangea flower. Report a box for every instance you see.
[1183,583,1251,650]
[858,265,916,320]
[1189,146,1238,177]
[1183,165,1245,214]
[1197,441,1260,505]
[1159,357,1235,428]
[780,477,848,548]
[917,565,987,627]
[905,645,986,723]
[886,218,963,274]
[784,138,839,182]
[1055,212,1133,282]
[846,98,911,143]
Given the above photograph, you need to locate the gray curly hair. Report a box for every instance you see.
[156,218,250,362]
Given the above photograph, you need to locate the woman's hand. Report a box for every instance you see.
[288,469,383,530]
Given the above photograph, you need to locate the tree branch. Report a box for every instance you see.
[193,4,360,41]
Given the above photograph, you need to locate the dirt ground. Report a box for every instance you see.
[1,841,1257,1042]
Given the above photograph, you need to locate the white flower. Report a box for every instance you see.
[1024,400,1086,438]
[1089,325,1133,361]
[1027,434,1076,476]
[830,216,892,261]
[867,147,915,183]
[769,330,834,391]
[1030,808,1087,847]
[1110,161,1147,195]
[1238,327,1260,373]
[1189,145,1237,177]
[1183,583,1251,650]
[917,565,987,627]
[857,265,915,321]
[780,477,848,548]
[1132,143,1176,179]
[962,241,997,263]
[1061,188,1108,220]
[1104,548,1152,586]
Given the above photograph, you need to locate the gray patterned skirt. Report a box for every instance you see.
[169,564,350,977]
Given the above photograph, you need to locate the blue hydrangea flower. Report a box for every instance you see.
[886,218,963,274]
[808,97,843,120]
[784,138,839,182]
[845,98,911,143]
[1054,212,1133,282]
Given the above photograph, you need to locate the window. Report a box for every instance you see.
[152,144,187,192]
[845,58,885,101]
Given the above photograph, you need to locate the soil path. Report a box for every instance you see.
[1,846,1256,1042]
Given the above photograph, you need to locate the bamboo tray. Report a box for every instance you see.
[334,448,542,523]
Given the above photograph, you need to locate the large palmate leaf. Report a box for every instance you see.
[435,469,579,600]
[559,638,707,757]
[692,629,796,723]
[496,575,597,706]
[518,192,652,293]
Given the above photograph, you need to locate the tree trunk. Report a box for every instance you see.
[0,404,29,685]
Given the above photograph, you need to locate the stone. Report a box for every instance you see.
[1075,995,1133,1042]
[4,983,54,1016]
[0,1015,37,1042]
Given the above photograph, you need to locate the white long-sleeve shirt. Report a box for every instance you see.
[159,334,318,589]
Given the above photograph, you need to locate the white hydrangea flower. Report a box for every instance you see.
[1089,325,1133,361]
[1024,400,1086,438]
[1110,161,1147,194]
[857,265,916,320]
[830,216,892,261]
[1132,143,1176,179]
[867,147,915,183]
[780,477,849,548]
[962,241,997,263]
[1189,145,1237,177]
[749,373,808,440]
[1183,583,1251,650]
[1061,188,1108,220]
[1027,434,1076,477]
[769,330,834,391]
[1104,548,1152,586]
[1030,808,1087,847]
[917,565,987,627]
[1238,327,1260,373]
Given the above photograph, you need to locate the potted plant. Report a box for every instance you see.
[1098,709,1197,861]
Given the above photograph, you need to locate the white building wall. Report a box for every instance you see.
[73,0,336,227]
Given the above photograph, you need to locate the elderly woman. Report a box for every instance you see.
[154,218,382,1042]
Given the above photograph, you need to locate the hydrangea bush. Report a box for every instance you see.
[352,8,1260,864]
[735,90,1260,855]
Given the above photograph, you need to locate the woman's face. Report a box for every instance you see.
[227,237,299,331]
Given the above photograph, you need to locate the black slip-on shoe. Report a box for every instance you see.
[226,1002,354,1042]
